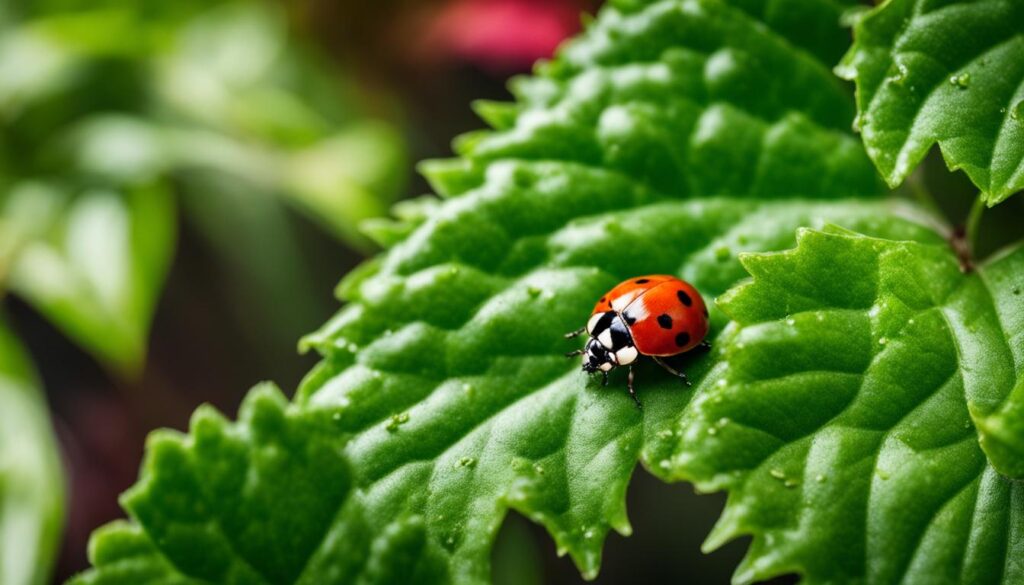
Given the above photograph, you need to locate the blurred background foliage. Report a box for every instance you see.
[12,0,1017,584]
[0,0,604,582]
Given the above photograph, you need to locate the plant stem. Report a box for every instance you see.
[965,194,985,256]
[952,194,985,272]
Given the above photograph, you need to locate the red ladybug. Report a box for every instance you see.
[566,275,710,407]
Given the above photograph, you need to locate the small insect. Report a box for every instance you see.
[566,275,710,407]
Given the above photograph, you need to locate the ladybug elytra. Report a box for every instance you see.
[566,275,710,407]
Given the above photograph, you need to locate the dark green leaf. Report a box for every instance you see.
[671,227,1024,583]
[837,0,1024,205]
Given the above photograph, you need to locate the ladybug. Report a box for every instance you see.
[566,275,710,407]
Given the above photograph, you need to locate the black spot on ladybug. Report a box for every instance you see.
[635,278,650,284]
[675,332,691,347]
[623,313,636,325]
[677,290,692,306]
[657,314,673,329]
[600,297,606,303]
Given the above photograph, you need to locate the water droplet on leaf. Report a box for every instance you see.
[1011,100,1024,122]
[386,412,410,432]
[949,73,970,89]
[886,63,907,85]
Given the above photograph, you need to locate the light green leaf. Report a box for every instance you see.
[5,182,175,374]
[155,1,409,247]
[836,0,1024,205]
[74,0,924,582]
[670,227,1024,584]
[0,320,65,585]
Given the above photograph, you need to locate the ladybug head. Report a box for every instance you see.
[582,338,616,373]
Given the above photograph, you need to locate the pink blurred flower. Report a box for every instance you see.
[420,0,592,73]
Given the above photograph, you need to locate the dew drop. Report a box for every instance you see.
[707,427,718,436]
[527,286,542,298]
[785,318,795,326]
[878,337,888,345]
[458,457,477,469]
[876,469,890,480]
[949,73,970,89]
[886,63,907,85]
[385,412,410,432]
[659,459,671,470]
[853,113,866,132]
[1012,100,1024,122]
[584,528,596,540]
[784,479,799,488]
[815,474,826,483]
[534,464,545,475]
[770,469,786,480]
[715,246,731,261]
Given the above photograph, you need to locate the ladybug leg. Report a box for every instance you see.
[564,327,586,339]
[627,365,642,409]
[601,371,609,387]
[565,349,585,358]
[653,356,691,387]
[698,340,712,352]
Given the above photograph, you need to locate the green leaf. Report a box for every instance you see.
[0,320,65,585]
[70,384,354,585]
[670,227,1024,584]
[4,182,175,374]
[77,195,941,584]
[75,0,923,582]
[836,0,1024,205]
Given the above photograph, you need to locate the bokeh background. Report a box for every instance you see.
[5,1,1015,583]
